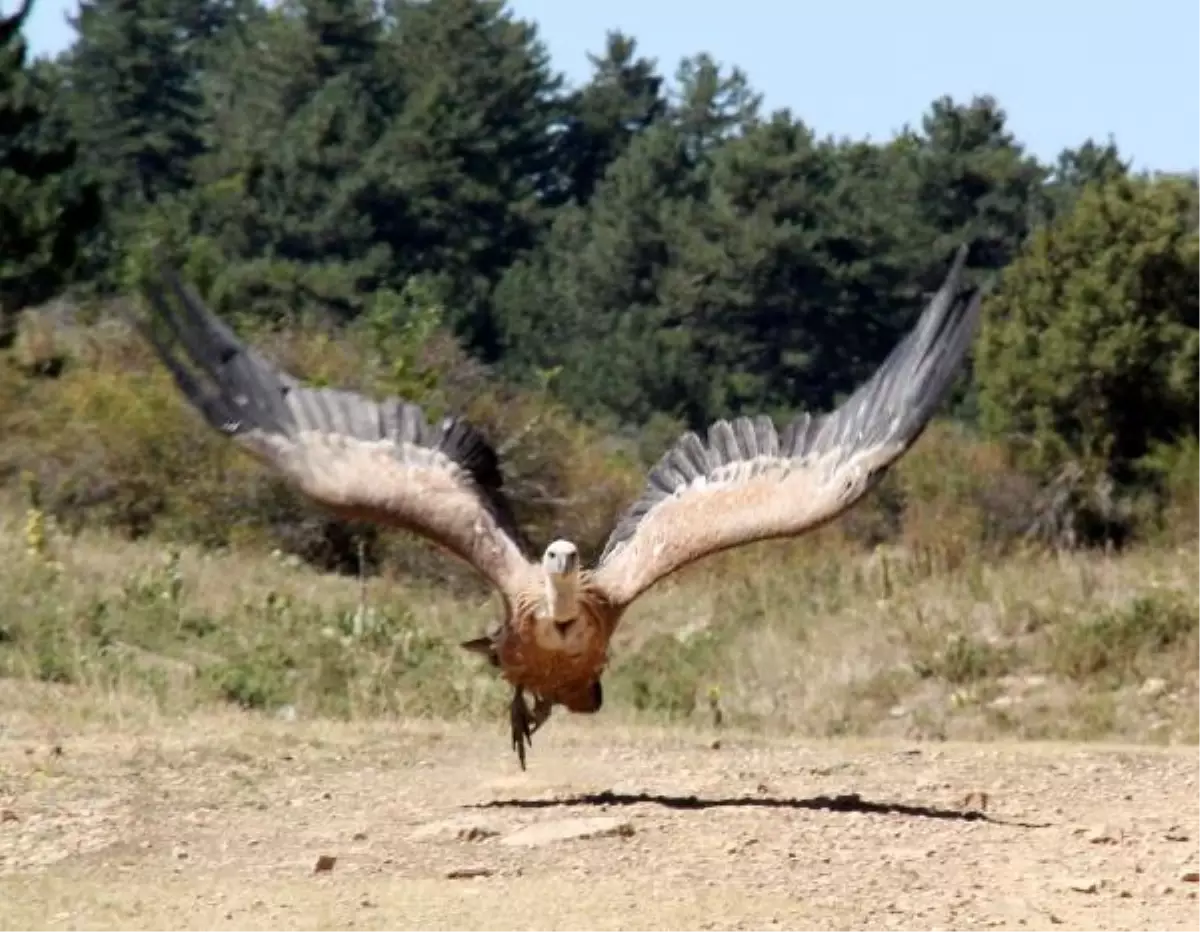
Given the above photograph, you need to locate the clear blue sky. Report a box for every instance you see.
[10,0,1199,173]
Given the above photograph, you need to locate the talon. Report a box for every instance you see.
[530,694,553,735]
[509,688,554,771]
[510,688,532,770]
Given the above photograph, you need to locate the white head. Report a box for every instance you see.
[537,539,585,649]
[542,538,580,578]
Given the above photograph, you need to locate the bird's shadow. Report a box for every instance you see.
[469,789,1051,829]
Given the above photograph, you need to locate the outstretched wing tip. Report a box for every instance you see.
[594,243,983,604]
[134,270,533,591]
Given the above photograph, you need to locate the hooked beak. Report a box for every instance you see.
[544,549,579,576]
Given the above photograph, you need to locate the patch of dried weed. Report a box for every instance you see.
[3,503,1193,746]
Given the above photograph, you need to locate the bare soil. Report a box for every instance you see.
[1,691,1197,931]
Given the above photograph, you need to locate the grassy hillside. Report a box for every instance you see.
[2,500,1195,746]
[1,305,1196,747]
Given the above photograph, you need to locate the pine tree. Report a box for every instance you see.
[170,0,391,321]
[364,0,564,357]
[976,175,1199,481]
[1,0,101,345]
[552,31,666,207]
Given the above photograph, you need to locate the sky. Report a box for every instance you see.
[9,0,1200,173]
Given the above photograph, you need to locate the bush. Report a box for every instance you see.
[975,175,1198,515]
[2,265,1193,591]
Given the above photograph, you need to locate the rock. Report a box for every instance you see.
[961,791,990,811]
[500,816,635,848]
[459,825,498,842]
[1138,677,1168,698]
[1065,877,1100,894]
[0,809,17,823]
[1085,825,1119,844]
[313,854,336,873]
[1182,871,1199,883]
[1164,827,1190,842]
[446,866,493,879]
[409,818,499,842]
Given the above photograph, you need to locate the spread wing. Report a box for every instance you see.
[134,266,536,596]
[592,244,985,610]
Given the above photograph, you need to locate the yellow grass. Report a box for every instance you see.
[2,502,1195,746]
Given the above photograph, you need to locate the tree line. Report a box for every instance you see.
[2,0,1196,552]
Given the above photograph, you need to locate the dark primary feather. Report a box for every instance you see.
[135,265,530,555]
[598,244,985,565]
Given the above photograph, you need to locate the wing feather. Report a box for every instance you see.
[593,245,986,610]
[135,267,535,596]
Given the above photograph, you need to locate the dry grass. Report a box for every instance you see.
[1,302,1196,749]
[2,500,1195,746]
[2,686,1196,931]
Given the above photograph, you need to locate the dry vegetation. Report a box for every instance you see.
[0,304,1197,748]
[1,303,1198,932]
[1,482,1195,747]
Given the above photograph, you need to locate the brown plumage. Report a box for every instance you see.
[135,244,986,769]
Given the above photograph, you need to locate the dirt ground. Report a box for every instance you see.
[0,696,1197,932]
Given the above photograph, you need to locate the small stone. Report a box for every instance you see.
[1165,827,1190,842]
[1086,825,1118,844]
[352,831,368,841]
[1066,877,1100,894]
[446,866,493,879]
[500,816,635,848]
[314,854,337,873]
[410,818,498,842]
[1138,677,1168,698]
[961,791,990,811]
[1182,871,1199,883]
[458,825,499,842]
[0,809,17,823]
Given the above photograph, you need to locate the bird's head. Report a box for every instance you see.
[542,538,579,578]
[537,538,592,649]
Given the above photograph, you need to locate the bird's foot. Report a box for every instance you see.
[510,687,554,771]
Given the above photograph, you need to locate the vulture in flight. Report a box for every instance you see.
[135,245,985,768]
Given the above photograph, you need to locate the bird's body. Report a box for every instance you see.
[477,568,616,708]
[131,244,989,769]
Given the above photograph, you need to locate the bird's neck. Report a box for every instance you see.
[544,571,580,622]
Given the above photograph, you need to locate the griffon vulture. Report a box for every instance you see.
[135,245,984,768]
